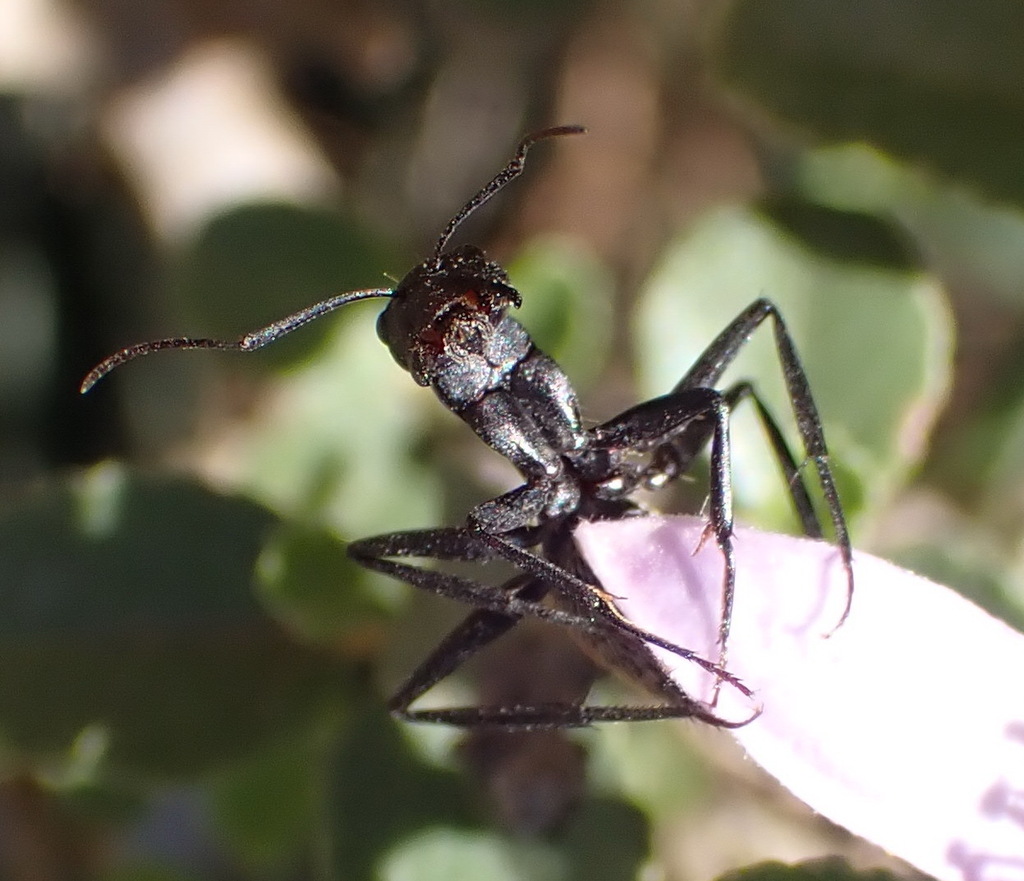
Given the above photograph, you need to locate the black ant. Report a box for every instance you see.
[82,125,853,732]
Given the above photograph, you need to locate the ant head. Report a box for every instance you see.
[375,125,584,388]
[376,243,521,386]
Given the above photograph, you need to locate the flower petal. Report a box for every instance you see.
[575,515,1024,881]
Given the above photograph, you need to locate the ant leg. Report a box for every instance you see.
[350,526,496,564]
[648,381,822,539]
[388,604,522,723]
[404,693,759,730]
[469,484,551,534]
[391,593,758,729]
[592,388,738,668]
[674,297,854,627]
[634,381,826,691]
[350,526,752,694]
[467,523,757,699]
[728,382,822,538]
[349,529,593,633]
[352,530,758,728]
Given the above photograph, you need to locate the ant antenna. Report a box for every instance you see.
[430,124,586,262]
[80,287,392,393]
[81,124,585,394]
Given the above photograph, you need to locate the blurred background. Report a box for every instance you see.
[1,0,1023,878]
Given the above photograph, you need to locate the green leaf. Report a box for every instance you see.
[718,857,903,881]
[0,464,355,776]
[328,706,477,879]
[102,866,203,881]
[508,237,615,391]
[209,307,442,540]
[374,801,648,881]
[558,797,648,881]
[796,144,1024,309]
[634,205,953,528]
[712,0,1024,206]
[380,829,564,881]
[255,520,401,648]
[211,735,326,868]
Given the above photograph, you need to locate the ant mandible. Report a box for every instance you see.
[82,125,853,731]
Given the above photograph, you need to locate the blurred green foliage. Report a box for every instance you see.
[2,1,1024,879]
[635,202,952,527]
[714,0,1024,207]
[0,466,357,776]
[719,858,903,881]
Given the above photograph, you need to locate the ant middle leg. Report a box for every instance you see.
[647,380,823,540]
[591,388,739,667]
[631,380,828,679]
[674,297,853,625]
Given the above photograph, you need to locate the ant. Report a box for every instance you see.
[82,125,853,732]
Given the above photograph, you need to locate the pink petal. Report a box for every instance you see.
[575,515,1024,881]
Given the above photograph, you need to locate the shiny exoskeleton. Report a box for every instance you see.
[82,126,853,734]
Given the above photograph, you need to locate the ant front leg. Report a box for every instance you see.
[349,525,753,693]
[350,528,755,729]
[349,527,563,627]
[348,527,639,648]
